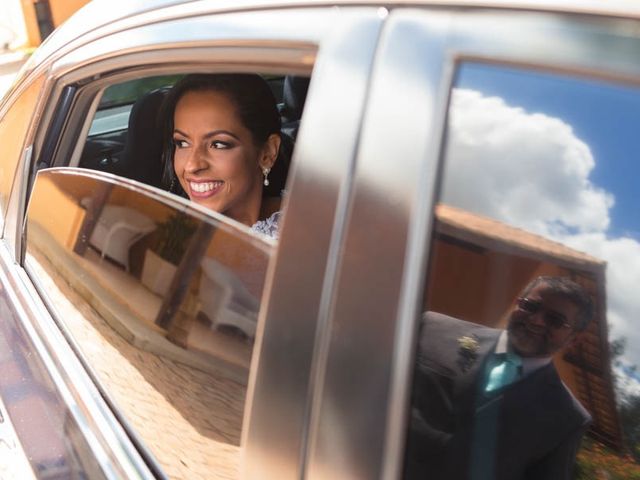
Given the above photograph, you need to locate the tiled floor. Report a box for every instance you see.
[28,248,249,479]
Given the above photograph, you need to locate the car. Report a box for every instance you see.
[1,0,640,478]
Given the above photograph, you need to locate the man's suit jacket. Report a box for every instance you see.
[404,311,591,480]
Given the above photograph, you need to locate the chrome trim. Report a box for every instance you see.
[242,9,385,479]
[306,7,640,480]
[446,10,640,80]
[303,10,453,480]
[0,242,155,479]
[15,144,32,264]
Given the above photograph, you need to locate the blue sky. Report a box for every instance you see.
[456,62,640,239]
[443,62,640,367]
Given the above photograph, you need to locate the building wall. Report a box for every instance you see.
[2,0,28,48]
[48,0,90,27]
[20,0,43,46]
[424,235,565,328]
[19,0,90,46]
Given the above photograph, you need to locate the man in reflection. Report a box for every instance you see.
[405,276,594,480]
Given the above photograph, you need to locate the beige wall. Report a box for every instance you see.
[48,0,90,27]
[20,0,90,46]
[29,175,85,250]
[19,0,40,47]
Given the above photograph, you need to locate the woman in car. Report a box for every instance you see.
[162,73,282,238]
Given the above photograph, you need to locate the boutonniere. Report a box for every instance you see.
[457,335,479,372]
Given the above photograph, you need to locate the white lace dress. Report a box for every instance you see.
[251,211,281,240]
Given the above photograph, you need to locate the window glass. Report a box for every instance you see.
[27,67,311,478]
[0,76,44,229]
[99,75,183,109]
[404,64,640,479]
[25,169,273,478]
[88,75,183,137]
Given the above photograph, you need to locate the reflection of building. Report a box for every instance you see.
[426,204,622,451]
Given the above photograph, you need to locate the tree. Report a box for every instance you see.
[610,335,640,462]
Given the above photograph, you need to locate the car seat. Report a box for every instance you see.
[120,87,169,189]
[264,75,309,198]
[280,75,310,141]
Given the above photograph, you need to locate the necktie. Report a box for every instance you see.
[485,351,522,392]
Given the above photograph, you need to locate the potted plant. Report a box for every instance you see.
[141,212,197,295]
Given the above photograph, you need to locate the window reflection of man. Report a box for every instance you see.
[405,276,594,480]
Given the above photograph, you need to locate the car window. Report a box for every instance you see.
[0,76,44,231]
[88,75,183,136]
[77,71,301,217]
[404,63,640,479]
[25,168,273,478]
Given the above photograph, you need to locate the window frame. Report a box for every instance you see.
[0,74,47,240]
[303,7,640,480]
[4,5,385,479]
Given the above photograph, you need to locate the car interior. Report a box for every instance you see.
[77,73,310,203]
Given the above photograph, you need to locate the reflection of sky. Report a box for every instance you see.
[447,63,640,369]
[457,63,640,238]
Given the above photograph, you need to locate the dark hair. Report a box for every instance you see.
[161,73,282,195]
[520,276,595,331]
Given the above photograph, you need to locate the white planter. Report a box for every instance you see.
[141,249,177,296]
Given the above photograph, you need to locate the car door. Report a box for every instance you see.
[0,4,385,479]
[304,5,640,480]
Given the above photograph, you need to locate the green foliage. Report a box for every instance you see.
[575,438,640,479]
[153,212,197,265]
[100,75,183,108]
[620,395,640,463]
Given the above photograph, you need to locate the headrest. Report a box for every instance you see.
[121,87,169,188]
[281,76,310,124]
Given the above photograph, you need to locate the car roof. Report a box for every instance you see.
[20,0,640,78]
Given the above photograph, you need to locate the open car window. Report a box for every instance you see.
[77,72,300,198]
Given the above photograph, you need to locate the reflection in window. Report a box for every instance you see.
[0,76,44,229]
[405,64,640,478]
[25,169,274,479]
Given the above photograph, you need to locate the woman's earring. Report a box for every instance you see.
[262,167,271,186]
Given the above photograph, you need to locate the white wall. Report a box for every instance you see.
[0,0,28,50]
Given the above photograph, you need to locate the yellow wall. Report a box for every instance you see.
[29,175,85,250]
[424,236,575,329]
[20,1,41,47]
[20,0,90,46]
[49,0,90,27]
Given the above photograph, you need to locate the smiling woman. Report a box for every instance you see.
[161,74,283,238]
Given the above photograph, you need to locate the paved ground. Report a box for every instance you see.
[29,249,246,479]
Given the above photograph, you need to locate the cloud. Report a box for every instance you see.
[442,89,614,237]
[442,88,640,365]
[563,233,640,361]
